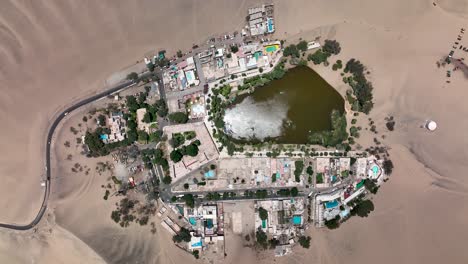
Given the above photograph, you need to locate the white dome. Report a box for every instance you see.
[426,121,437,131]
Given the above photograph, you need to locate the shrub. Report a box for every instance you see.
[323,39,341,55]
[168,112,188,124]
[259,207,268,220]
[230,45,239,53]
[298,236,311,248]
[294,160,304,182]
[297,40,308,52]
[307,49,330,64]
[386,120,396,131]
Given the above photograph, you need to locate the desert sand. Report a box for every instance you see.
[1,0,468,263]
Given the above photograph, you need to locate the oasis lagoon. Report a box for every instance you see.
[223,66,345,144]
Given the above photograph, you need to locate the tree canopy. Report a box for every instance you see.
[351,199,374,217]
[294,160,304,182]
[298,236,311,248]
[170,149,183,162]
[169,112,189,124]
[256,228,268,249]
[283,44,300,57]
[173,227,191,243]
[323,39,341,55]
[230,45,239,53]
[296,40,308,52]
[126,72,138,82]
[259,207,268,221]
[185,143,199,157]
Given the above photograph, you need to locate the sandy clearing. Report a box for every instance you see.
[0,0,468,263]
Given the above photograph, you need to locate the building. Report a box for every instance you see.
[255,198,306,239]
[247,4,275,36]
[107,112,126,143]
[184,203,224,252]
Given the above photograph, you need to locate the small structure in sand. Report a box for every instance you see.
[425,120,437,131]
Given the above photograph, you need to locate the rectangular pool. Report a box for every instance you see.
[293,215,302,225]
[325,200,339,209]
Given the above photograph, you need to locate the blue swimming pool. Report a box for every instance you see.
[189,217,197,226]
[100,134,108,140]
[372,165,379,175]
[293,215,302,225]
[204,170,215,178]
[325,200,339,209]
[267,18,274,32]
[192,240,202,247]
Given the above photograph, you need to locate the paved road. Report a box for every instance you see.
[0,72,155,230]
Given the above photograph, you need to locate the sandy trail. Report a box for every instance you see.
[1,0,468,263]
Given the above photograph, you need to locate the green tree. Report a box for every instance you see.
[184,183,189,189]
[325,215,341,229]
[256,228,268,249]
[283,44,300,57]
[316,173,324,184]
[230,45,239,53]
[142,112,152,123]
[138,130,149,143]
[97,114,106,126]
[162,175,172,185]
[291,187,299,197]
[169,112,188,124]
[297,40,308,52]
[173,227,191,243]
[192,250,199,259]
[170,150,183,162]
[351,200,374,217]
[126,72,139,82]
[294,160,304,182]
[383,159,394,175]
[219,85,232,98]
[259,207,268,220]
[177,50,183,58]
[84,131,108,157]
[306,166,313,175]
[307,49,330,64]
[364,179,379,194]
[156,99,169,117]
[298,236,311,248]
[186,143,199,157]
[183,194,195,208]
[149,131,163,143]
[323,39,341,55]
[170,133,186,148]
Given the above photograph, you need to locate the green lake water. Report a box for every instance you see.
[223,66,344,144]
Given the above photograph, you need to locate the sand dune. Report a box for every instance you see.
[1,0,468,263]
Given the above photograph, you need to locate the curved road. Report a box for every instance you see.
[0,72,155,230]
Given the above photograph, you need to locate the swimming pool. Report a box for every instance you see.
[185,70,195,82]
[293,215,302,225]
[372,165,379,175]
[192,240,202,248]
[189,217,197,226]
[325,200,339,209]
[267,18,274,33]
[100,134,108,140]
[265,44,279,53]
[262,219,267,228]
[204,170,215,178]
